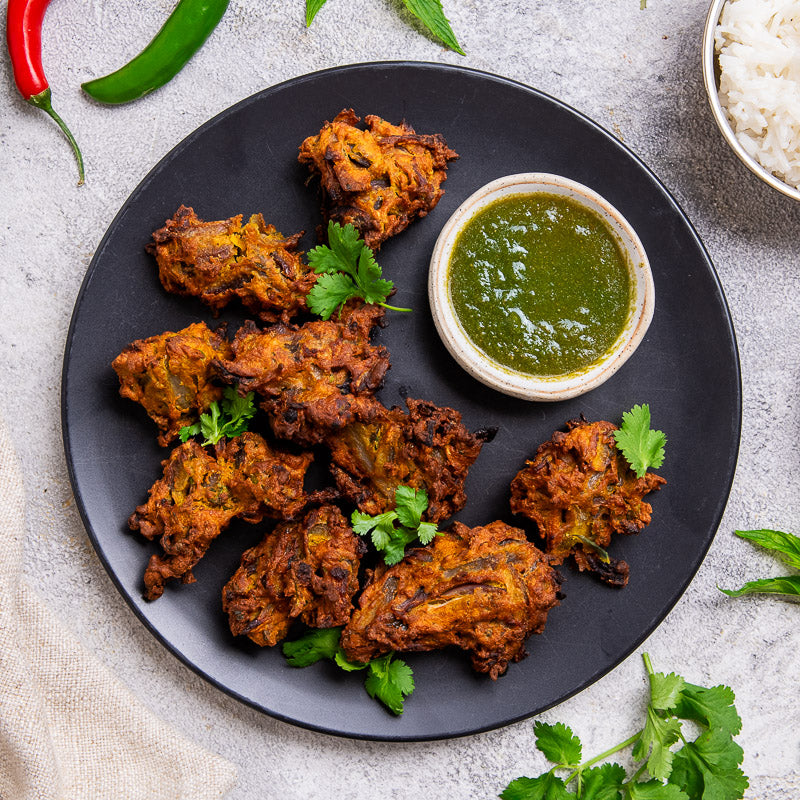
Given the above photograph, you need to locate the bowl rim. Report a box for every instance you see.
[702,0,800,203]
[427,172,655,402]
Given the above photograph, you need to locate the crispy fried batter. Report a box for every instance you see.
[509,417,666,587]
[327,396,490,524]
[341,520,560,679]
[130,432,314,600]
[147,205,315,323]
[112,321,232,446]
[215,303,389,446]
[222,505,366,647]
[298,109,458,250]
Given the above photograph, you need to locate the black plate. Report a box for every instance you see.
[62,62,741,741]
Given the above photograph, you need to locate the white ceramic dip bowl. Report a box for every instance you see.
[428,173,654,401]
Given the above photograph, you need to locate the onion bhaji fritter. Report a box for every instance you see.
[222,505,366,647]
[215,303,389,446]
[112,321,232,446]
[340,520,561,679]
[509,417,666,587]
[147,205,316,323]
[130,432,314,600]
[298,109,458,250]
[327,396,492,524]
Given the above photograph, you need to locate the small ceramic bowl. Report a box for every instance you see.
[702,0,800,202]
[428,173,654,402]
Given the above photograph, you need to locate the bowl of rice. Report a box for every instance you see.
[702,0,800,202]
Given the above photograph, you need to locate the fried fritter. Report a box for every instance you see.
[298,109,458,250]
[130,432,314,600]
[509,417,666,587]
[222,505,366,647]
[327,396,491,524]
[215,303,389,446]
[147,205,315,323]
[341,520,561,679]
[112,321,232,446]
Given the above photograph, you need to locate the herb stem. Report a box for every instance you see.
[563,730,644,787]
[379,302,412,313]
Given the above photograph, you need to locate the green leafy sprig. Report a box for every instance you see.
[351,485,439,565]
[614,404,666,478]
[500,653,748,800]
[282,627,415,715]
[305,0,464,55]
[306,221,411,320]
[719,528,800,599]
[178,386,257,446]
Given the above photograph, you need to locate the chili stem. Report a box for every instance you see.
[28,89,85,185]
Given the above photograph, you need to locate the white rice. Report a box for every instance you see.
[715,0,800,188]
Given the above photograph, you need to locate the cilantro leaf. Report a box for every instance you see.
[534,721,582,766]
[673,683,742,737]
[648,672,686,712]
[627,780,689,799]
[178,387,257,446]
[394,485,428,529]
[734,528,800,570]
[719,575,800,598]
[614,404,666,478]
[500,773,573,800]
[382,527,418,565]
[632,707,683,782]
[417,521,438,546]
[402,0,465,55]
[305,222,410,319]
[668,729,748,800]
[179,421,200,442]
[334,650,369,672]
[581,763,626,800]
[364,653,415,715]
[282,626,342,666]
[305,0,328,26]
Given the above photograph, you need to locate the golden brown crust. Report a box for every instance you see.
[222,505,366,647]
[509,417,666,587]
[340,520,561,679]
[129,433,314,600]
[326,396,490,524]
[215,303,390,446]
[298,109,458,249]
[112,321,232,446]
[147,205,315,323]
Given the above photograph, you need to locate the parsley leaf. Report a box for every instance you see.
[613,403,666,478]
[282,627,415,714]
[351,485,439,565]
[534,721,582,766]
[178,386,257,446]
[306,222,411,319]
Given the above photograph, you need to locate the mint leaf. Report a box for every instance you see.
[364,653,415,715]
[500,773,573,800]
[734,528,800,570]
[282,627,342,666]
[613,404,666,478]
[649,672,686,712]
[673,683,742,737]
[581,763,626,800]
[534,721,582,766]
[719,575,800,598]
[402,0,465,55]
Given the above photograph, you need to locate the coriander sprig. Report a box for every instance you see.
[178,386,257,446]
[501,653,747,800]
[306,221,411,320]
[351,485,439,565]
[282,627,415,715]
[614,403,666,478]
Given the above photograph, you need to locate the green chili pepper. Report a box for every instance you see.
[81,0,230,105]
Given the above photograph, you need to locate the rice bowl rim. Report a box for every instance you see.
[702,0,800,203]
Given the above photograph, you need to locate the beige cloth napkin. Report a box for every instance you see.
[0,419,238,800]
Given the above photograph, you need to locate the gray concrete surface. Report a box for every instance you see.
[1,1,799,797]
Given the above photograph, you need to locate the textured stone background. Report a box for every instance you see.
[1,1,799,797]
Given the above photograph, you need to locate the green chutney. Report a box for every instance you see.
[447,192,633,377]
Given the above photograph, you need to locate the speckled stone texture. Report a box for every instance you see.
[1,1,798,798]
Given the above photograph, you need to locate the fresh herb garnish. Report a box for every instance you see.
[178,386,257,446]
[306,221,411,320]
[351,485,439,565]
[305,0,464,55]
[282,627,415,715]
[719,528,800,599]
[614,404,666,478]
[500,653,748,800]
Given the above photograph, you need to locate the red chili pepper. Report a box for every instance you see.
[7,0,85,185]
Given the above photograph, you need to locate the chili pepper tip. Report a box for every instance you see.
[27,89,85,186]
